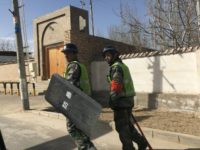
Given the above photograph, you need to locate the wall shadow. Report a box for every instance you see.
[147,93,158,109]
[147,56,177,109]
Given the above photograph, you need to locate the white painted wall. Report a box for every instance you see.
[91,61,109,91]
[91,52,200,94]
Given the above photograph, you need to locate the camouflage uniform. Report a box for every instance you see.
[65,61,96,150]
[109,59,147,150]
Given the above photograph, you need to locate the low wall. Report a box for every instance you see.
[91,51,200,111]
[0,62,35,94]
[91,52,200,94]
[0,63,19,81]
[92,91,200,112]
[135,93,200,112]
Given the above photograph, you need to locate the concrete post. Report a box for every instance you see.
[12,0,29,110]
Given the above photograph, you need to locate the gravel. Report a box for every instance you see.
[99,108,200,136]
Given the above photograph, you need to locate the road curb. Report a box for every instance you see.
[109,121,200,148]
[143,127,200,147]
[28,110,66,120]
[28,110,200,148]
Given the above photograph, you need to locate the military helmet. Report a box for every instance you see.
[62,43,78,53]
[102,46,119,57]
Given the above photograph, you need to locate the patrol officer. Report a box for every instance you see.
[102,46,148,150]
[62,43,96,150]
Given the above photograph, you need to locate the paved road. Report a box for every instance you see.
[0,95,198,150]
[0,95,51,115]
[0,112,190,150]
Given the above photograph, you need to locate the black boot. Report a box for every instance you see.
[138,138,148,150]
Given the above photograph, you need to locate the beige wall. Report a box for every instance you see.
[0,62,34,82]
[0,63,18,81]
[91,51,200,94]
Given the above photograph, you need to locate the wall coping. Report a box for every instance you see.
[120,46,200,59]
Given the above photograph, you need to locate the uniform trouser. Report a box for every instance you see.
[114,108,147,150]
[67,120,95,150]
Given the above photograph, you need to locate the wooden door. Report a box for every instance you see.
[57,46,66,76]
[47,45,66,79]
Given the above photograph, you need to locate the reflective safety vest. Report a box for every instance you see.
[64,61,91,96]
[109,62,135,97]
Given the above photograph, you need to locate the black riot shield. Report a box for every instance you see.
[0,130,6,150]
[45,73,102,136]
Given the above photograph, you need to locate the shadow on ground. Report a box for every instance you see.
[25,117,113,150]
[134,115,152,122]
[26,135,75,150]
[41,106,58,112]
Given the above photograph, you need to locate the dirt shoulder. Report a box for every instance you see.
[99,108,200,136]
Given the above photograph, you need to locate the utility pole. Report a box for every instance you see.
[197,0,200,43]
[11,0,29,110]
[80,0,85,9]
[20,0,29,61]
[89,0,95,36]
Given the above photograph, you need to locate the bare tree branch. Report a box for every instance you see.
[0,39,15,51]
